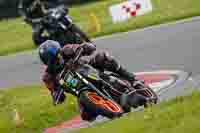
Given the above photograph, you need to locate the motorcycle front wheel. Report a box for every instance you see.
[78,90,123,121]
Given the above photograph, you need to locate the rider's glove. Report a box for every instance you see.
[80,43,96,56]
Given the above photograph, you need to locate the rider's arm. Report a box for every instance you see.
[61,43,96,60]
[69,24,92,43]
[42,70,56,93]
[80,43,96,56]
[42,70,66,105]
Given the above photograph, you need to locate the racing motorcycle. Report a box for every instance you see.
[40,5,88,46]
[56,47,158,121]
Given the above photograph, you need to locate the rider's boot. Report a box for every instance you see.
[121,90,148,109]
[110,60,148,108]
[127,93,147,108]
[116,64,146,90]
[116,66,136,84]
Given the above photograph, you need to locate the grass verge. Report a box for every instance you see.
[0,0,200,56]
[0,84,78,133]
[0,84,200,133]
[74,91,200,133]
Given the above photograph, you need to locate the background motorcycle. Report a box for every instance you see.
[40,5,90,47]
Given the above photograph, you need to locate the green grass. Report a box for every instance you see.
[0,84,79,133]
[0,84,200,133]
[0,0,200,56]
[74,91,200,133]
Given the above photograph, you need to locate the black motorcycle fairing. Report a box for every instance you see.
[76,64,101,80]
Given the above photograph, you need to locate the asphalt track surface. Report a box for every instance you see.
[1,17,200,89]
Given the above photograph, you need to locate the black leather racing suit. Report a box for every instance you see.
[41,41,146,113]
[42,43,135,95]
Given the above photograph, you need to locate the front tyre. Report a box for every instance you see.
[78,91,123,120]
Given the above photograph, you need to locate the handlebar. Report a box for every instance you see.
[59,44,84,79]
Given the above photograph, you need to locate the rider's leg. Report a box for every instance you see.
[89,51,147,108]
[89,51,135,82]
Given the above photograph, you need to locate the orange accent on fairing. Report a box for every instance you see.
[87,92,122,113]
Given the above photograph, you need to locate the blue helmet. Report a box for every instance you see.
[38,40,61,65]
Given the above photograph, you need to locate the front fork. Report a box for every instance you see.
[75,72,111,100]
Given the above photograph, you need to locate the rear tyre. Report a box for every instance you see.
[133,82,158,106]
[78,90,123,120]
[137,85,158,104]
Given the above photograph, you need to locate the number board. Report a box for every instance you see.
[64,72,79,88]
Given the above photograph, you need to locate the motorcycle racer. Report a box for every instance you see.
[38,40,147,108]
[18,0,49,45]
[18,0,91,46]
